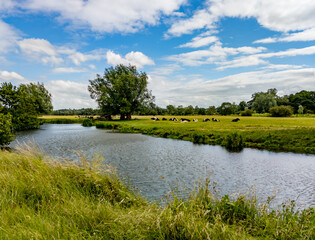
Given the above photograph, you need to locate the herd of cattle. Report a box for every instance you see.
[151,117,241,122]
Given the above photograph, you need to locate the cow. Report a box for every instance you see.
[151,117,160,121]
[212,118,220,122]
[162,118,167,121]
[231,118,240,122]
[169,118,178,121]
[203,118,211,122]
[193,119,198,122]
[180,118,191,122]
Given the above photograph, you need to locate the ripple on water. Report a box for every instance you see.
[10,124,315,208]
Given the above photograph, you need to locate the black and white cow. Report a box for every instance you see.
[231,118,240,122]
[212,118,220,122]
[203,118,211,122]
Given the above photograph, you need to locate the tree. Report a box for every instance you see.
[217,102,237,115]
[205,106,217,115]
[238,101,248,111]
[288,90,315,113]
[0,82,52,131]
[250,89,278,113]
[88,65,154,120]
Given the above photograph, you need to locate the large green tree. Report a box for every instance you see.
[288,90,315,113]
[0,82,52,131]
[88,65,154,120]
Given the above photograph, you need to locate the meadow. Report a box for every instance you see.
[41,115,315,154]
[0,147,314,239]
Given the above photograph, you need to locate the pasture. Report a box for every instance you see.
[41,115,315,154]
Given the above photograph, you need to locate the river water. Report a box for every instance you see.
[10,124,315,209]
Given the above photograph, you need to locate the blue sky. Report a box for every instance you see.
[1,0,315,109]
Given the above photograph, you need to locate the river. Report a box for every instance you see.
[10,124,315,209]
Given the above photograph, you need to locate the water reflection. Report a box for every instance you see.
[10,124,315,209]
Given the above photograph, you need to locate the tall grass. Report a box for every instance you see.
[0,147,314,239]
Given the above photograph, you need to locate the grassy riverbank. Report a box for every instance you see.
[0,148,314,239]
[41,115,315,154]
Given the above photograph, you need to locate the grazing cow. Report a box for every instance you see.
[212,118,220,122]
[231,118,240,122]
[180,118,191,122]
[203,118,211,122]
[162,118,167,121]
[169,118,178,121]
[193,119,198,122]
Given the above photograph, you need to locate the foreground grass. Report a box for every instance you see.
[0,148,314,239]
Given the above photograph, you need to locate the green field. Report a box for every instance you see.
[0,148,314,239]
[42,115,315,154]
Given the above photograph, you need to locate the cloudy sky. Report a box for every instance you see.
[1,0,315,109]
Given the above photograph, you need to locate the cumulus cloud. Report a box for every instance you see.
[106,50,154,68]
[149,68,315,107]
[14,0,186,34]
[45,80,97,109]
[255,28,315,43]
[0,19,19,53]
[167,42,266,66]
[0,70,26,84]
[167,0,315,39]
[18,38,64,65]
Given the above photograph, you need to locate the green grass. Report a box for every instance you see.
[87,115,315,154]
[0,147,314,239]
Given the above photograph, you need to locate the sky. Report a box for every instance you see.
[0,0,315,110]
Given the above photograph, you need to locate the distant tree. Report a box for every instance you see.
[238,101,248,111]
[217,102,237,115]
[205,106,217,115]
[176,105,184,115]
[250,89,278,113]
[288,90,315,113]
[88,65,154,120]
[184,105,194,115]
[197,107,206,115]
[166,105,176,115]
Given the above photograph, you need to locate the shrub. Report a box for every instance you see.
[269,106,293,117]
[95,123,113,129]
[225,132,244,151]
[240,109,253,116]
[82,119,93,127]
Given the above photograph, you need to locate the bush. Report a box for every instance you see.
[82,119,93,127]
[225,132,244,151]
[269,106,293,117]
[240,109,253,116]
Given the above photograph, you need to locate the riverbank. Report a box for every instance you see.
[0,148,314,239]
[41,115,315,154]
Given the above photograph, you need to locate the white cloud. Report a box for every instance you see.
[18,0,186,34]
[52,67,88,73]
[150,68,315,107]
[255,28,315,43]
[0,70,26,84]
[0,19,19,53]
[106,50,154,68]
[45,80,97,109]
[179,35,218,48]
[18,38,64,65]
[69,51,105,65]
[167,0,315,38]
[216,55,268,70]
[167,42,266,66]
